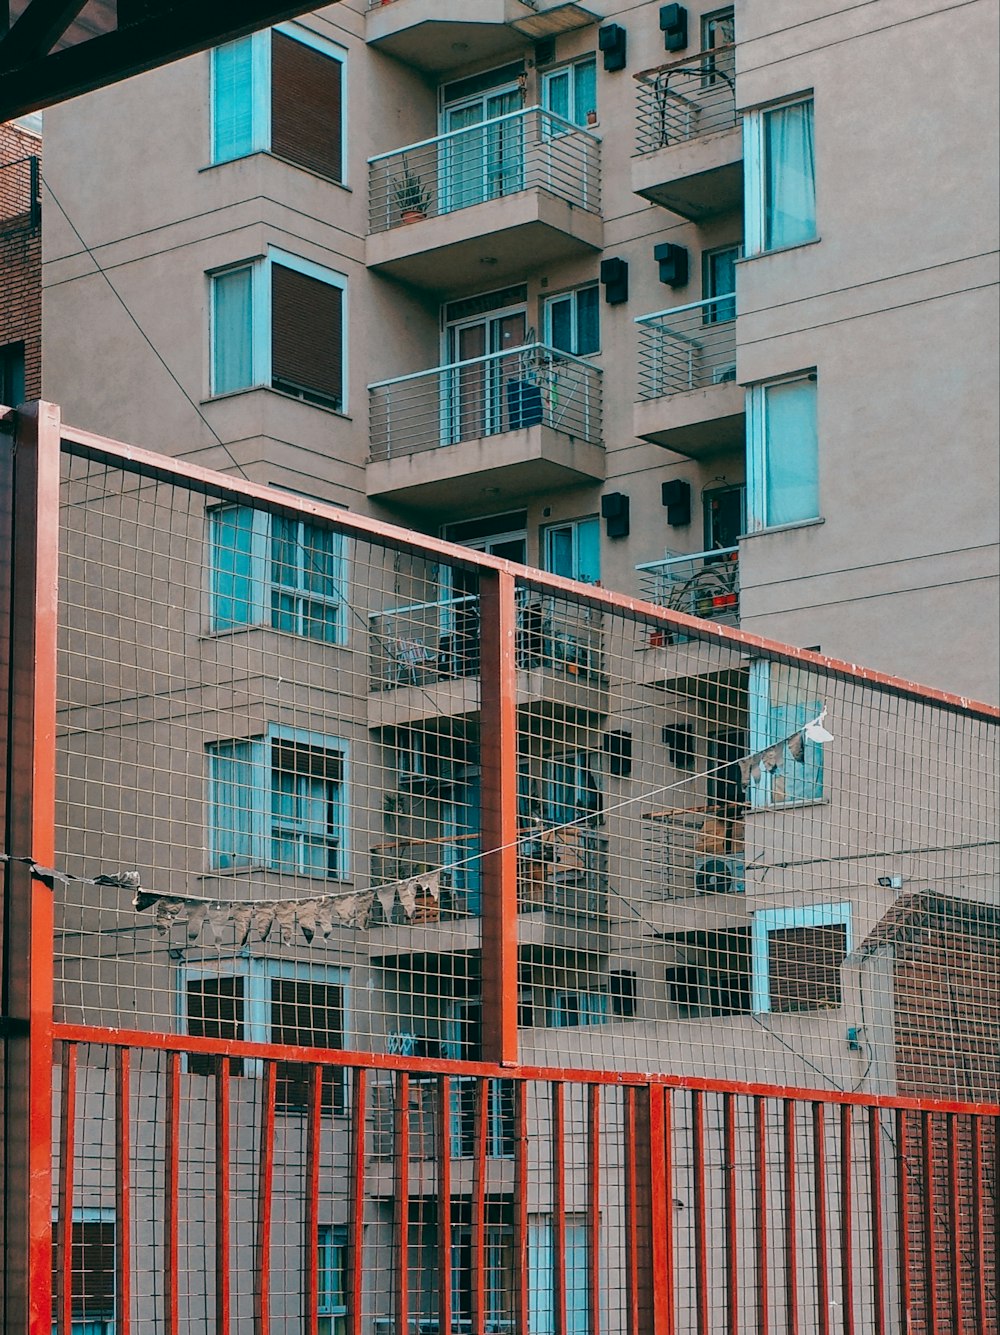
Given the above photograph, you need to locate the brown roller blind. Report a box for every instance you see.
[768,923,847,1013]
[272,978,345,1112]
[271,262,343,410]
[187,974,245,1075]
[52,1220,115,1319]
[271,30,343,181]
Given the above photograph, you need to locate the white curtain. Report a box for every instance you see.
[764,101,816,250]
[212,266,254,394]
[211,37,254,163]
[764,379,818,525]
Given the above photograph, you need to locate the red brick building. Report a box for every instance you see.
[0,119,41,405]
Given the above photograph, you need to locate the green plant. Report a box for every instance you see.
[392,166,430,216]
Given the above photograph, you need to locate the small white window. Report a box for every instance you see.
[543,515,601,584]
[542,284,600,356]
[209,248,347,410]
[211,24,346,180]
[744,97,816,255]
[746,374,818,531]
[752,902,851,1014]
[528,1213,592,1334]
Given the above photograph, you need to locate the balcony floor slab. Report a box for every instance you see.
[365,0,536,71]
[633,380,744,458]
[631,126,742,221]
[367,422,605,511]
[366,189,603,290]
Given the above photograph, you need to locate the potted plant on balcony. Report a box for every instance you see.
[392,167,430,224]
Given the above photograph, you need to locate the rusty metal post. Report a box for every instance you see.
[1,402,60,1334]
[478,567,519,1066]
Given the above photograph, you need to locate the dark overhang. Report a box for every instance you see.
[0,0,331,122]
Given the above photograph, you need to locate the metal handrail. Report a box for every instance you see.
[368,104,598,163]
[635,295,736,399]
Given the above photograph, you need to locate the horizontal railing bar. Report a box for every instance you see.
[55,423,1000,719]
[636,546,739,572]
[51,1024,1000,1115]
[635,294,736,324]
[370,593,478,620]
[368,341,602,391]
[635,42,737,84]
[368,105,598,163]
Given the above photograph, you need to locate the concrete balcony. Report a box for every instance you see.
[632,46,742,220]
[633,295,743,457]
[365,0,599,72]
[367,342,605,509]
[367,107,602,290]
[367,593,609,726]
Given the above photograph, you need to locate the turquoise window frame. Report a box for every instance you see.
[746,374,819,532]
[206,725,349,879]
[528,1214,592,1334]
[751,901,852,1014]
[743,96,816,256]
[746,659,825,807]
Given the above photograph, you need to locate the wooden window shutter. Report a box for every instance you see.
[768,923,847,1013]
[272,978,345,1111]
[52,1220,115,1319]
[187,975,246,1075]
[271,263,343,409]
[271,31,343,181]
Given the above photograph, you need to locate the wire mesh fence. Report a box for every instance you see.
[1,415,998,1332]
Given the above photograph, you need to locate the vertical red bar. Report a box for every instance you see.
[436,1075,453,1335]
[623,1087,640,1335]
[753,1096,769,1335]
[552,1082,567,1335]
[513,1080,529,1335]
[896,1109,912,1335]
[644,1083,672,1335]
[813,1103,830,1335]
[115,1047,132,1335]
[478,567,519,1066]
[946,1114,962,1335]
[347,1067,367,1335]
[970,1117,987,1335]
[868,1105,885,1335]
[394,1072,410,1335]
[587,1085,602,1335]
[305,1065,322,1335]
[215,1059,231,1335]
[783,1100,799,1335]
[922,1110,939,1335]
[164,1051,180,1335]
[691,1090,709,1335]
[840,1104,854,1335]
[723,1092,738,1335]
[471,1078,488,1335]
[255,1061,276,1335]
[56,1042,77,1335]
[3,402,59,1335]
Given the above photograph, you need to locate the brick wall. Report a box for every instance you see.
[0,121,42,401]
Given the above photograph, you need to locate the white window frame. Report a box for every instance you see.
[751,901,852,1014]
[210,23,347,178]
[541,284,601,357]
[743,95,816,257]
[541,55,598,129]
[206,724,350,879]
[208,247,348,408]
[542,515,601,584]
[179,957,351,1077]
[745,372,818,533]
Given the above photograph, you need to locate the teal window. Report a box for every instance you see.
[318,1225,348,1334]
[52,1211,115,1335]
[209,506,346,642]
[1,340,26,406]
[211,25,345,178]
[529,1215,592,1333]
[211,264,255,395]
[543,516,601,584]
[746,376,818,530]
[542,56,598,127]
[543,751,601,825]
[548,990,608,1028]
[744,98,816,255]
[751,903,851,1014]
[747,660,825,807]
[702,245,739,324]
[207,727,347,878]
[543,285,600,356]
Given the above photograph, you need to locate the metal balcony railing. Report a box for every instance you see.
[368,342,603,461]
[368,106,600,234]
[635,294,736,399]
[635,44,737,156]
[636,546,740,625]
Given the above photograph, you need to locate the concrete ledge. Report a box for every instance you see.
[633,380,744,457]
[631,127,742,220]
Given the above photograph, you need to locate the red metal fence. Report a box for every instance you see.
[1,403,998,1332]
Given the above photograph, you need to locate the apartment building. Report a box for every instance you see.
[0,118,41,405]
[5,0,998,1330]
